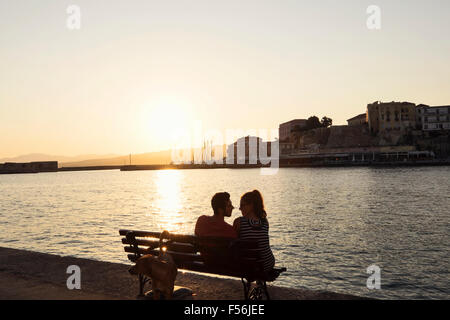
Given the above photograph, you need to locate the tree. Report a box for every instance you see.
[321,116,333,128]
[291,115,333,133]
[306,116,322,130]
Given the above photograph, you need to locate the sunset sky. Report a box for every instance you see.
[1,0,450,158]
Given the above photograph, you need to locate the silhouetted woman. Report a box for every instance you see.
[233,190,275,272]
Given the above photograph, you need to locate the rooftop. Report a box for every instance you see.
[279,119,307,126]
[347,113,366,122]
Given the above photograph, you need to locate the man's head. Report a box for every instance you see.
[211,192,233,217]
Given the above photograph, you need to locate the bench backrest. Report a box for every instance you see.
[119,229,265,279]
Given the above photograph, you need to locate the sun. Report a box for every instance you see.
[140,97,193,150]
[150,104,186,131]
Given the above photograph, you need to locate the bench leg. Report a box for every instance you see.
[247,281,270,300]
[241,278,252,300]
[138,274,145,297]
[262,281,270,300]
[137,274,152,298]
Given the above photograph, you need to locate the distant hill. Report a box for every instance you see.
[61,146,232,167]
[0,153,119,165]
[60,150,173,167]
[2,146,229,168]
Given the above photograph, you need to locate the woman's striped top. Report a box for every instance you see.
[237,216,275,272]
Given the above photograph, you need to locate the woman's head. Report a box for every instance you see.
[239,190,267,219]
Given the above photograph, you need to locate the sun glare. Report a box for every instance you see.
[140,97,193,150]
[154,170,186,233]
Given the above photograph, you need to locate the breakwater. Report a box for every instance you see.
[58,159,450,172]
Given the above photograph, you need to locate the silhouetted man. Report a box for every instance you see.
[195,192,237,239]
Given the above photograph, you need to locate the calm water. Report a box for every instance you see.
[0,167,449,299]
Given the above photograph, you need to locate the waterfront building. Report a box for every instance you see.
[347,113,367,126]
[30,161,58,172]
[416,105,450,131]
[280,147,433,165]
[279,119,307,142]
[0,161,58,174]
[367,101,417,135]
[280,141,296,155]
[226,136,273,164]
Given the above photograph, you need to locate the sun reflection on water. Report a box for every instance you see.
[152,170,186,233]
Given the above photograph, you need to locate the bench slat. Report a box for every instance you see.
[176,261,278,281]
[119,229,197,243]
[119,229,161,237]
[124,246,204,263]
[127,254,138,262]
[146,249,204,263]
[119,229,249,247]
[121,238,197,253]
[123,246,147,256]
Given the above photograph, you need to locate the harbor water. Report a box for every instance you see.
[0,167,449,299]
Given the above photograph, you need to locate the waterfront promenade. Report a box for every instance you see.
[0,247,363,300]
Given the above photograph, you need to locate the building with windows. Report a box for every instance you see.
[280,141,296,155]
[367,101,417,135]
[226,136,274,164]
[416,105,450,131]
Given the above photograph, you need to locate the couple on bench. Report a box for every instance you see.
[195,190,275,274]
[126,189,278,299]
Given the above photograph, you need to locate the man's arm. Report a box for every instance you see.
[194,215,205,237]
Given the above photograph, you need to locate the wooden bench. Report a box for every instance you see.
[119,229,287,300]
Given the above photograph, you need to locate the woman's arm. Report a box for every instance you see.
[232,217,241,235]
